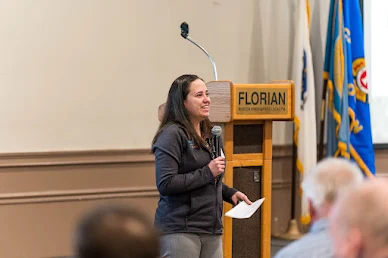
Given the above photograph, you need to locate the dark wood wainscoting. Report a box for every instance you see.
[0,150,158,258]
[0,147,386,257]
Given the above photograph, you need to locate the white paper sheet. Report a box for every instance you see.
[224,198,265,219]
[220,149,225,158]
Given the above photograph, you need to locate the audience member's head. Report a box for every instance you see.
[301,158,364,222]
[330,178,388,258]
[74,204,159,258]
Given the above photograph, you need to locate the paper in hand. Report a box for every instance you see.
[220,149,225,158]
[224,198,265,219]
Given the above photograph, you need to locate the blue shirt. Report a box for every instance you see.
[273,219,335,258]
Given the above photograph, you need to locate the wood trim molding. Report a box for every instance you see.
[0,146,383,193]
[0,149,154,167]
[0,144,384,168]
[0,145,292,168]
[273,145,292,158]
[272,180,293,189]
[0,186,159,205]
[0,149,159,205]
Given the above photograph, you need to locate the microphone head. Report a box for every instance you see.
[180,22,189,39]
[212,126,222,137]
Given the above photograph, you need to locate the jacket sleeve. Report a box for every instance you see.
[222,183,238,204]
[153,126,214,196]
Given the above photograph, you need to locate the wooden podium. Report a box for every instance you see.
[207,80,294,258]
[158,80,294,258]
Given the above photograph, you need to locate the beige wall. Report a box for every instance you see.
[0,0,311,153]
[0,0,378,152]
[0,0,253,152]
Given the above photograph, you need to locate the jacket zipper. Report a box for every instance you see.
[213,180,218,234]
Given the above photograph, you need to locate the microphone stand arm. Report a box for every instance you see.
[185,35,218,81]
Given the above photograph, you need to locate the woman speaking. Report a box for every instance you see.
[152,74,251,258]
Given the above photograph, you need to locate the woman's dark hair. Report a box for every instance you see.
[152,74,212,148]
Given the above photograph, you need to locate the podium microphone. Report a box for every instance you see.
[181,22,222,158]
[211,126,222,157]
[180,22,218,80]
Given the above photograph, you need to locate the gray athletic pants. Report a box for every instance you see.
[160,233,223,258]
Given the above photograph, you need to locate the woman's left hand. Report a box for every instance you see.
[231,191,252,205]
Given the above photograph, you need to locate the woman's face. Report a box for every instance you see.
[184,79,211,123]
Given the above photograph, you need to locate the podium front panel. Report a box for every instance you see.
[232,166,262,258]
[233,124,263,154]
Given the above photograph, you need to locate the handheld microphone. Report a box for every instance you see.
[179,22,218,80]
[211,126,222,157]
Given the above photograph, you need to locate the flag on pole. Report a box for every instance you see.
[324,0,375,177]
[292,0,317,225]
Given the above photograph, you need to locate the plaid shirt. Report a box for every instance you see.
[273,219,335,258]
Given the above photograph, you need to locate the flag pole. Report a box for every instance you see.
[318,78,328,161]
[279,126,303,240]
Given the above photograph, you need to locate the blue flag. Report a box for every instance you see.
[324,0,375,177]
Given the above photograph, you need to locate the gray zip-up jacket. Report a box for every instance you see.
[152,124,237,235]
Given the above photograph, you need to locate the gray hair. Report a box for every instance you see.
[301,157,364,209]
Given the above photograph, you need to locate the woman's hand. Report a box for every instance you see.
[231,191,252,205]
[208,157,225,178]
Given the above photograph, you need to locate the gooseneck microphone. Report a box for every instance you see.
[180,22,218,80]
[181,22,222,158]
[211,126,222,157]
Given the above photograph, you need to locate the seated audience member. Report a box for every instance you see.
[274,158,364,258]
[74,204,159,258]
[330,178,388,258]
